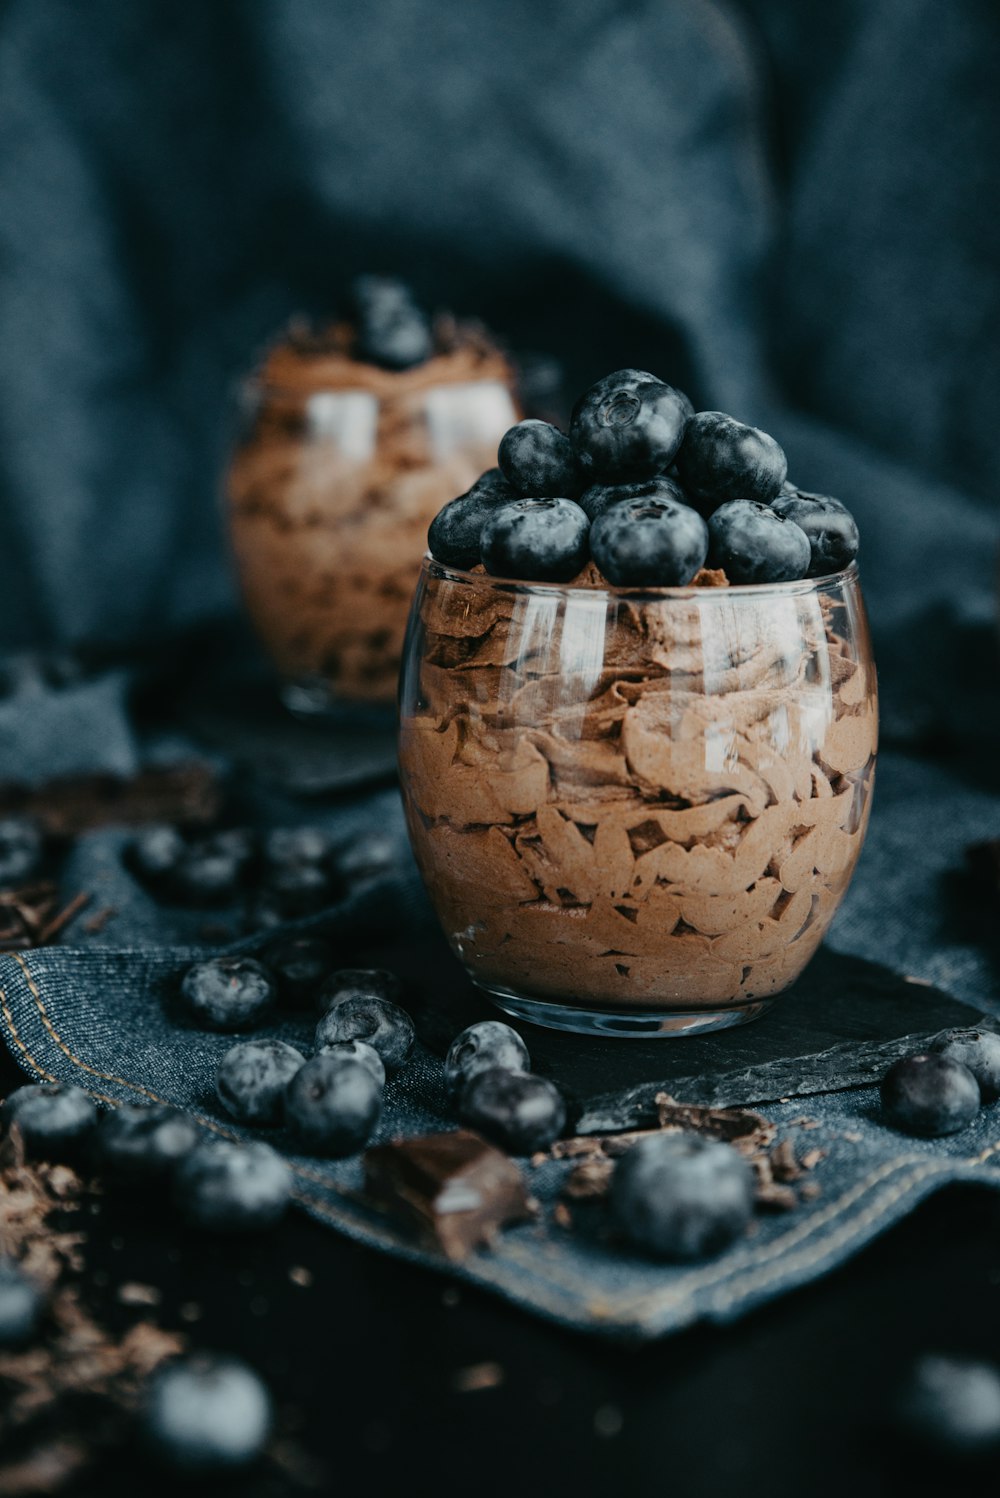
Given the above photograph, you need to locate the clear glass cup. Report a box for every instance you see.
[226,353,518,710]
[398,558,877,1036]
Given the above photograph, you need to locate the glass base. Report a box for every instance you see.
[281,676,395,726]
[479,984,776,1038]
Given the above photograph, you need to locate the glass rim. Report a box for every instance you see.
[420,554,860,601]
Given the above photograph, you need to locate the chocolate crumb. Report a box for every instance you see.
[770,1139,804,1183]
[116,1282,161,1307]
[563,1158,615,1200]
[800,1148,826,1171]
[451,1361,505,1394]
[691,566,730,588]
[553,1202,573,1230]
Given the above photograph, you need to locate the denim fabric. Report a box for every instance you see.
[1,0,1000,1340]
[4,936,1000,1343]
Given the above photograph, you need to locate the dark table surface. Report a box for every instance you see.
[2,1037,993,1498]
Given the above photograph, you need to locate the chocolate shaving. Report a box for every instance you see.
[654,1094,777,1156]
[563,1159,615,1199]
[552,1101,823,1216]
[770,1138,804,1183]
[552,1202,573,1230]
[0,1131,184,1495]
[0,763,221,837]
[0,884,89,951]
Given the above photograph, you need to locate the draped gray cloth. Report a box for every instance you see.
[1,0,1000,1337]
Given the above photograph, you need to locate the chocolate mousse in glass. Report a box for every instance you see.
[398,375,877,1036]
[226,292,518,710]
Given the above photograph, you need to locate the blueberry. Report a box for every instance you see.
[317,1039,386,1087]
[480,498,590,582]
[498,420,582,498]
[769,487,859,577]
[350,275,433,370]
[893,1355,1000,1456]
[263,934,335,1008]
[205,828,257,866]
[127,824,186,887]
[170,844,244,906]
[216,1040,306,1125]
[96,1103,200,1182]
[707,499,811,584]
[578,475,687,523]
[0,1083,96,1160]
[458,1067,566,1154]
[590,494,709,587]
[570,378,689,482]
[332,829,400,885]
[444,1021,530,1100]
[284,1055,383,1156]
[428,469,518,569]
[881,1053,980,1136]
[0,816,44,886]
[178,957,276,1032]
[611,1132,754,1260]
[255,860,335,920]
[262,826,330,869]
[674,411,787,507]
[582,369,693,419]
[174,1139,291,1231]
[315,971,414,1072]
[930,1029,1000,1103]
[318,967,404,1012]
[143,1355,272,1472]
[583,367,659,397]
[0,1261,43,1346]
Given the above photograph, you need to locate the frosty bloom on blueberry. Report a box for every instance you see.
[570,376,690,481]
[675,410,787,507]
[498,419,582,497]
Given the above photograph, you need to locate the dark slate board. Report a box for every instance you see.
[176,673,398,796]
[361,928,986,1131]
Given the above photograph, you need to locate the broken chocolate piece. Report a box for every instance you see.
[363,1130,534,1262]
[653,1094,776,1156]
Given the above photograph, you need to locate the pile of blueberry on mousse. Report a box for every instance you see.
[428,368,859,586]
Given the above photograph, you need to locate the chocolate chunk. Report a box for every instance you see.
[363,1130,533,1262]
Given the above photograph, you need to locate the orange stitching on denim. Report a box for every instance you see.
[11,952,165,1104]
[0,978,58,1084]
[605,1144,1000,1320]
[9,954,362,1193]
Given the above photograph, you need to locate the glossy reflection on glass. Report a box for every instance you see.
[227,371,517,710]
[399,560,877,1036]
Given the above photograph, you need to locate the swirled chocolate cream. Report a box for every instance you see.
[399,369,875,1011]
[227,279,518,703]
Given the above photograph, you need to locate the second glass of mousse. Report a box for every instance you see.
[399,369,876,1036]
[227,279,519,709]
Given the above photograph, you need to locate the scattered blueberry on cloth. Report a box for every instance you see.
[4,825,1000,1342]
